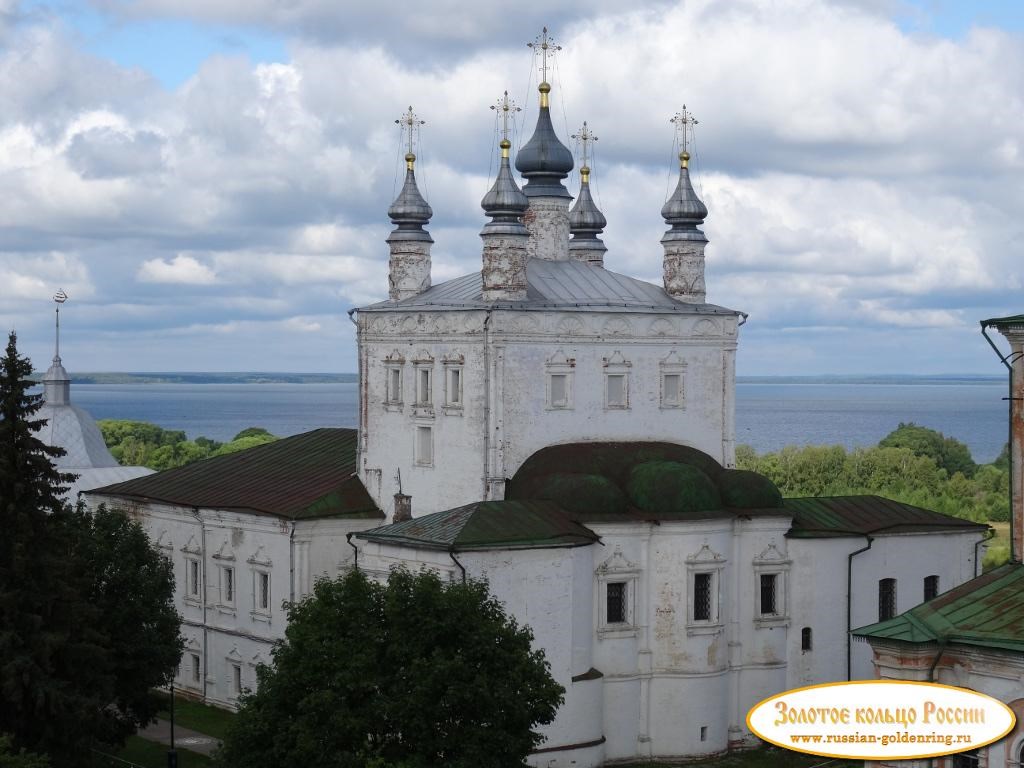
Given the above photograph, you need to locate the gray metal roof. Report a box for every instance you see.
[359,258,738,315]
[36,402,120,469]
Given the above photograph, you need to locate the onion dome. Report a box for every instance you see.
[661,151,708,241]
[568,166,607,237]
[482,139,529,233]
[387,153,433,243]
[515,82,574,198]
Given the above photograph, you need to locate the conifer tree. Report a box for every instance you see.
[0,332,182,765]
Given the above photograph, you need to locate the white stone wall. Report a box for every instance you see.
[788,530,984,687]
[85,493,375,709]
[358,308,739,519]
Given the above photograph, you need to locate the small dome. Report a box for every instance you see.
[482,146,529,225]
[717,469,784,509]
[387,164,432,240]
[568,177,607,235]
[626,460,722,517]
[661,158,708,229]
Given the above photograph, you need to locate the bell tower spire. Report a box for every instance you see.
[662,106,709,303]
[516,26,574,261]
[43,290,71,405]
[386,106,433,302]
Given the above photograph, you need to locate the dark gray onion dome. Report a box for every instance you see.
[482,140,529,234]
[568,168,607,236]
[661,151,708,242]
[387,153,433,243]
[515,83,574,198]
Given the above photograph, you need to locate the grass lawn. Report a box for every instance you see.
[156,692,236,740]
[109,736,213,767]
[621,746,861,767]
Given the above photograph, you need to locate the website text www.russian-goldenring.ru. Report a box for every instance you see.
[790,732,974,747]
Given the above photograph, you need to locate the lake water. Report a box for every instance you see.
[69,380,1009,464]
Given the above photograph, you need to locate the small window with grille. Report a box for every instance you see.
[801,627,812,651]
[693,572,712,622]
[923,575,939,602]
[879,578,897,621]
[760,573,778,616]
[606,581,626,624]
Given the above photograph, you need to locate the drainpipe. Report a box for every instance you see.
[289,521,296,603]
[847,536,874,681]
[981,321,1019,563]
[191,507,209,702]
[482,310,493,501]
[346,532,359,571]
[449,549,466,583]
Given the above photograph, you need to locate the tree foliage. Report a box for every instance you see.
[879,422,977,478]
[98,419,277,470]
[0,333,182,765]
[217,568,565,768]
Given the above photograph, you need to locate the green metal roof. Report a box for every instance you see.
[852,563,1024,653]
[356,500,600,551]
[88,428,382,521]
[783,496,988,538]
[981,314,1024,328]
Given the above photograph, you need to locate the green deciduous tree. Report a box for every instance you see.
[217,568,564,768]
[879,422,977,478]
[0,333,182,765]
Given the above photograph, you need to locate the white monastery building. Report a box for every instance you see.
[84,29,992,767]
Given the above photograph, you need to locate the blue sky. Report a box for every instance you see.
[2,0,1022,374]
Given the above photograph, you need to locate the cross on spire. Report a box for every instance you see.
[571,121,598,169]
[396,106,425,157]
[528,26,561,84]
[670,105,699,154]
[491,91,521,143]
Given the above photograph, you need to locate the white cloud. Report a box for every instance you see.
[137,254,218,284]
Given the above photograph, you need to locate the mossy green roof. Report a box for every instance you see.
[356,500,600,551]
[852,563,1024,654]
[783,496,987,538]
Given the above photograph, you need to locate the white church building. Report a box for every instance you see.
[85,32,990,767]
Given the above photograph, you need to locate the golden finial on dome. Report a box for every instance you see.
[670,105,699,162]
[396,106,425,167]
[528,27,560,107]
[405,152,416,170]
[680,151,690,169]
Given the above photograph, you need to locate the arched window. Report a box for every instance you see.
[1018,741,1024,767]
[801,627,812,651]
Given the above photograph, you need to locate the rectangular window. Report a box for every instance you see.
[417,368,432,405]
[387,367,402,404]
[606,581,626,624]
[924,575,939,602]
[693,573,712,622]
[549,373,568,408]
[191,653,201,684]
[187,559,200,598]
[446,368,462,406]
[760,573,778,616]
[232,663,242,695]
[415,426,433,466]
[662,373,682,407]
[801,627,812,651]
[606,374,627,408]
[257,572,270,611]
[222,566,235,605]
[878,578,896,621]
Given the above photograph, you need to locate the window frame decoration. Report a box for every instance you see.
[659,350,687,410]
[753,541,791,628]
[442,352,464,414]
[383,350,406,411]
[412,349,435,415]
[602,351,632,410]
[595,546,639,639]
[686,543,726,635]
[545,349,575,410]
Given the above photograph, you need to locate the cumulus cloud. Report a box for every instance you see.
[4,0,1023,373]
[137,254,218,284]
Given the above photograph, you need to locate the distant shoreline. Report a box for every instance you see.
[27,372,1004,385]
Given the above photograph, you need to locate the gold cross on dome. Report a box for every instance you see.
[528,26,561,84]
[571,122,598,168]
[670,105,699,154]
[395,106,425,156]
[491,91,521,143]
